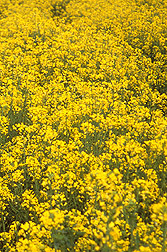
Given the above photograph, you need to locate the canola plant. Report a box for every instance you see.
[0,0,167,251]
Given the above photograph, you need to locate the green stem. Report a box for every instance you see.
[1,212,5,232]
[162,221,167,252]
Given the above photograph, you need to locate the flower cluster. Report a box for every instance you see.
[0,0,167,251]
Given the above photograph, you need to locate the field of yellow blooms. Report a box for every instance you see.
[0,0,167,251]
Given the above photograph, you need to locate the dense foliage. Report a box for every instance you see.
[0,0,167,251]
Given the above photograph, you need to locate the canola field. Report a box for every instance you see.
[0,0,167,251]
